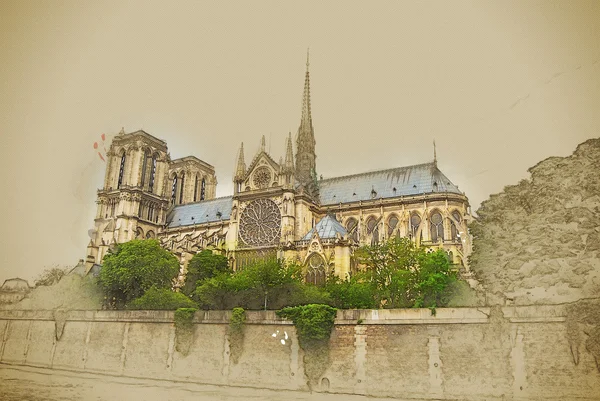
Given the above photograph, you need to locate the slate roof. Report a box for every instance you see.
[167,196,233,228]
[301,215,348,240]
[318,162,462,205]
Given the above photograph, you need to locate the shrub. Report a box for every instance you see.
[277,304,337,349]
[128,287,198,310]
[183,250,230,297]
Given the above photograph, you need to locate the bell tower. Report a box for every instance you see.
[86,129,170,269]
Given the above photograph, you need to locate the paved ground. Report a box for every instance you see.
[0,364,406,401]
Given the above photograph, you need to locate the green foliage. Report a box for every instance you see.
[325,273,378,309]
[127,287,198,310]
[98,239,180,306]
[183,250,230,297]
[356,237,457,309]
[277,304,337,349]
[228,307,246,364]
[174,307,197,355]
[194,258,306,310]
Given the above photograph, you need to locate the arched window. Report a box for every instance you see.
[148,156,157,193]
[200,178,206,200]
[147,204,154,222]
[135,227,144,239]
[305,253,326,286]
[171,176,178,205]
[366,217,379,245]
[140,151,150,187]
[387,215,399,237]
[346,217,358,242]
[430,211,444,243]
[451,210,462,242]
[178,173,185,204]
[410,213,422,240]
[193,176,199,202]
[145,230,155,239]
[117,153,126,188]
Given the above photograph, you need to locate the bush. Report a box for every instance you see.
[277,304,337,348]
[325,274,378,309]
[128,287,198,310]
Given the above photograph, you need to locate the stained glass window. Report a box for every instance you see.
[238,199,281,247]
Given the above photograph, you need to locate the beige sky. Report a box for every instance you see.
[1,0,599,284]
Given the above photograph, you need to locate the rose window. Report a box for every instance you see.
[239,199,281,247]
[252,166,271,189]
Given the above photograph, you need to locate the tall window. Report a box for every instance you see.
[178,174,185,204]
[387,215,399,237]
[147,204,154,222]
[366,217,379,245]
[305,253,326,286]
[410,213,421,239]
[171,176,178,205]
[117,154,126,188]
[200,178,206,200]
[430,211,444,243]
[451,211,462,242]
[193,176,199,202]
[346,218,358,242]
[140,151,149,187]
[148,156,157,193]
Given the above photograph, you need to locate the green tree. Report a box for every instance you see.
[241,258,301,310]
[355,237,457,309]
[183,249,230,297]
[98,239,180,307]
[325,273,378,309]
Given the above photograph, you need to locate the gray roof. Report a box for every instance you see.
[302,215,348,240]
[318,162,462,205]
[167,196,233,228]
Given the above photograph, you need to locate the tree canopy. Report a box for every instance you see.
[182,249,230,297]
[98,239,180,306]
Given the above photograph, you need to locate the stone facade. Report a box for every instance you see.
[86,55,473,281]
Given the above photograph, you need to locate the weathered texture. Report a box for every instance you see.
[1,307,599,400]
[470,138,600,304]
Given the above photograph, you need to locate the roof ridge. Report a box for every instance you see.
[320,162,435,182]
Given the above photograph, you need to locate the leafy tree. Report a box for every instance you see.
[182,249,230,297]
[355,237,457,309]
[127,286,198,310]
[240,258,301,310]
[98,239,180,306]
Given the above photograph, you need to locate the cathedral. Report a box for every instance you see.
[86,55,473,285]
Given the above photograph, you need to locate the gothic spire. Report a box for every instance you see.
[285,132,294,171]
[260,135,266,153]
[295,49,317,189]
[235,142,246,181]
[433,139,437,168]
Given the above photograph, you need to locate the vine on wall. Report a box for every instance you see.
[228,307,246,364]
[174,307,198,356]
[277,304,337,388]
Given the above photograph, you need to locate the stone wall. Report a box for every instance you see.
[0,305,599,400]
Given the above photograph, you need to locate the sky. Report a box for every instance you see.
[0,0,599,284]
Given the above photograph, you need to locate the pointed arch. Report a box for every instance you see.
[450,210,463,242]
[305,253,326,286]
[117,150,127,189]
[430,209,444,243]
[345,217,358,242]
[387,214,399,237]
